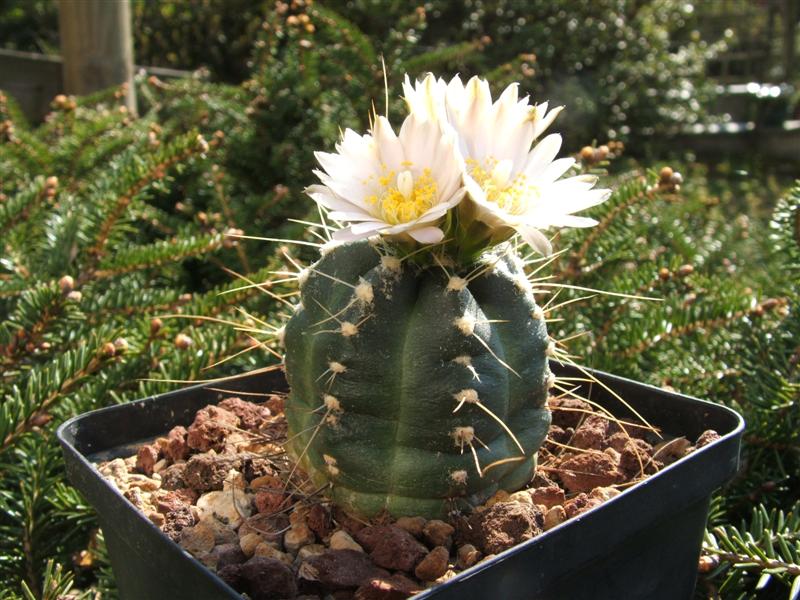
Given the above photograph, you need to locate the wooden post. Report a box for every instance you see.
[780,0,797,82]
[57,0,136,112]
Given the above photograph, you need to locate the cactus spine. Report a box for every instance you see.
[284,240,552,519]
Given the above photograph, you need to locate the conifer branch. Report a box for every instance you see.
[620,297,787,358]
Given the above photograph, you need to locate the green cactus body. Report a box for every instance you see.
[283,240,552,519]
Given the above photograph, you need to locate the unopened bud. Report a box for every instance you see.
[100,342,117,358]
[59,275,75,294]
[150,318,163,335]
[174,333,193,349]
[658,267,670,281]
[659,166,674,183]
[677,264,694,277]
[113,338,129,353]
[579,146,595,162]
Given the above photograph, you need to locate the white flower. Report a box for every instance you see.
[404,74,610,255]
[306,113,466,245]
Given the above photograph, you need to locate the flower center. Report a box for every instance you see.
[467,157,539,215]
[370,168,439,225]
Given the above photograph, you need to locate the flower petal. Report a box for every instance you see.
[516,224,553,256]
[407,226,445,244]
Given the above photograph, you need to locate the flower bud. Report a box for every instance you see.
[59,275,75,294]
[174,333,193,350]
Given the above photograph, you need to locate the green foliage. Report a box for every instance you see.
[0,84,289,596]
[546,174,800,598]
[0,2,796,597]
[284,241,551,518]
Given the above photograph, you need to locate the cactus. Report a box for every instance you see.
[283,240,552,518]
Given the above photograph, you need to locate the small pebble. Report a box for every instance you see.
[284,524,316,553]
[395,516,426,538]
[329,530,364,552]
[239,532,263,557]
[544,505,566,531]
[414,546,449,581]
[456,543,481,568]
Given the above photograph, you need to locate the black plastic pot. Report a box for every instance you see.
[58,365,744,600]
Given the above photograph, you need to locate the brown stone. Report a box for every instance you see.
[212,543,248,570]
[571,415,610,450]
[558,452,622,494]
[135,444,160,476]
[187,405,240,452]
[563,493,602,518]
[179,522,215,554]
[299,549,389,590]
[239,556,297,600]
[422,520,454,549]
[529,485,565,509]
[356,525,428,572]
[163,425,189,462]
[696,430,720,448]
[394,516,426,538]
[184,453,241,492]
[414,546,449,581]
[548,396,592,429]
[159,462,188,490]
[307,503,333,539]
[162,505,195,541]
[354,573,420,600]
[456,543,481,568]
[255,490,287,515]
[219,397,271,431]
[333,506,367,537]
[467,501,544,555]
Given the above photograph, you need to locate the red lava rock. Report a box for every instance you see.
[243,455,277,481]
[696,430,720,448]
[135,444,160,476]
[558,452,622,494]
[545,424,571,447]
[218,563,245,590]
[163,425,189,462]
[159,462,188,490]
[212,543,248,570]
[219,397,271,431]
[356,525,428,572]
[563,493,602,518]
[239,556,297,600]
[307,503,333,540]
[239,513,290,544]
[154,490,190,514]
[355,573,421,599]
[299,549,389,591]
[187,405,241,452]
[162,505,195,541]
[184,453,241,492]
[467,501,544,555]
[571,415,610,450]
[618,437,656,476]
[529,484,565,509]
[255,490,287,515]
[334,506,367,537]
[548,397,591,429]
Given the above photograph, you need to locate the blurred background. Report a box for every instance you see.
[0,1,798,599]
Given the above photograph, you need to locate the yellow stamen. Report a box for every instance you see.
[467,157,540,215]
[376,166,439,225]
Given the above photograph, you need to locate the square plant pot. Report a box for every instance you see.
[57,364,743,600]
